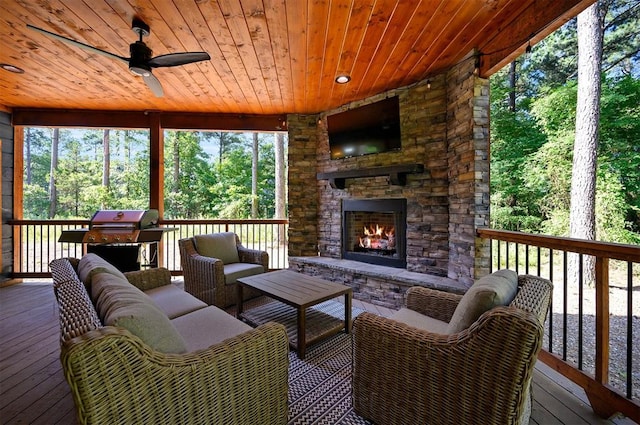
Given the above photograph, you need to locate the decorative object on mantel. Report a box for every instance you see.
[317,164,424,189]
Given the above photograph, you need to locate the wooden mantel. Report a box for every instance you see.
[317,164,424,189]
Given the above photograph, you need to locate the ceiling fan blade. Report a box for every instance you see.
[148,52,211,68]
[143,72,164,97]
[27,24,128,63]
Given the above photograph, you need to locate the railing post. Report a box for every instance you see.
[583,256,614,418]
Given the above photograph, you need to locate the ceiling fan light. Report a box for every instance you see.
[130,66,151,77]
[0,63,25,74]
[335,75,351,84]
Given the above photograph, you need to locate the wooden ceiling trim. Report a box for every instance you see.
[11,108,288,132]
[304,0,331,112]
[285,0,308,113]
[480,0,596,75]
[262,0,294,111]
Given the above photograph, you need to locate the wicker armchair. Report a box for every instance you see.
[179,232,268,308]
[353,274,553,425]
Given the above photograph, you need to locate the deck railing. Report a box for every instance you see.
[477,228,639,423]
[8,219,289,277]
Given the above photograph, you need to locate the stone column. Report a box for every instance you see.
[446,53,491,286]
[286,114,321,257]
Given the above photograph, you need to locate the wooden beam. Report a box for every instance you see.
[11,109,288,132]
[480,0,597,76]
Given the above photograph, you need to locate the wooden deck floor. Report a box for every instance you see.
[0,280,634,425]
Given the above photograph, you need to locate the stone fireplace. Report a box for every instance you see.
[286,53,491,304]
[342,198,407,269]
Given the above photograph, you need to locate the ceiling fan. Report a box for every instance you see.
[27,19,211,97]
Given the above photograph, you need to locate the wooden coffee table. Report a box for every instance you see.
[236,270,352,359]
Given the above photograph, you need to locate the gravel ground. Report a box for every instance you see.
[546,281,639,400]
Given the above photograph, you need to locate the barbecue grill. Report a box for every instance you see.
[59,209,172,271]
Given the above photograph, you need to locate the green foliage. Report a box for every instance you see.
[490,0,640,244]
[22,127,286,221]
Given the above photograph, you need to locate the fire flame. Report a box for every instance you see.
[359,224,395,250]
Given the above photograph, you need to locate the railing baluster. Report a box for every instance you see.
[578,253,584,370]
[563,251,568,361]
[627,262,633,399]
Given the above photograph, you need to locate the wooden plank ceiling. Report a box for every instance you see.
[0,0,595,116]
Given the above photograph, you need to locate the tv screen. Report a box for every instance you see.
[327,96,401,160]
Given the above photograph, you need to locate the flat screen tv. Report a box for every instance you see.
[327,96,401,160]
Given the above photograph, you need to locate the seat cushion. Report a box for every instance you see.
[144,284,208,319]
[171,306,253,352]
[390,307,450,334]
[78,253,128,288]
[223,262,265,284]
[194,232,240,264]
[446,269,519,334]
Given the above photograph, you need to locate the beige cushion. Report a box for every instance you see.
[92,272,187,354]
[78,253,127,287]
[223,262,265,284]
[194,232,240,264]
[144,284,208,319]
[171,306,253,352]
[391,308,450,334]
[446,269,518,334]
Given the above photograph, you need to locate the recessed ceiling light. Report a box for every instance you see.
[0,63,25,74]
[335,75,351,84]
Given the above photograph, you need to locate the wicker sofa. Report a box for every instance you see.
[50,254,289,425]
[179,232,268,309]
[353,271,553,425]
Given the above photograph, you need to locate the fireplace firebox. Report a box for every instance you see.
[342,198,407,268]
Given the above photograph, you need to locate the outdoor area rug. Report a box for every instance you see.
[287,332,372,425]
[236,298,372,424]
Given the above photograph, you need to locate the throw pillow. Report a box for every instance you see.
[446,269,519,334]
[194,232,240,264]
[78,253,128,288]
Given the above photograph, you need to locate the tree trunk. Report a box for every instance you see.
[25,128,32,185]
[102,130,110,201]
[173,133,180,193]
[570,1,604,286]
[508,60,517,112]
[251,133,259,218]
[49,128,59,219]
[274,132,286,245]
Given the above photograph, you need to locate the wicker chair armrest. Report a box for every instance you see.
[181,248,225,306]
[124,267,172,291]
[62,322,289,425]
[353,308,544,424]
[237,246,269,270]
[405,286,462,322]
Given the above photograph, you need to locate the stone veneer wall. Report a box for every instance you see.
[287,51,490,287]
